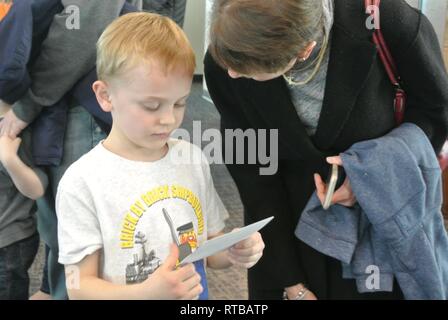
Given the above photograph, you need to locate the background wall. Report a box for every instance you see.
[183,0,206,75]
[421,0,448,48]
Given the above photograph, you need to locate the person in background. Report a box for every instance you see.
[0,100,48,300]
[0,0,130,300]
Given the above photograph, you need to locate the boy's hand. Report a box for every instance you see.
[0,109,28,138]
[0,135,21,165]
[142,244,203,300]
[227,231,265,269]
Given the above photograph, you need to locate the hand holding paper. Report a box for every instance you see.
[227,230,265,269]
[181,216,273,268]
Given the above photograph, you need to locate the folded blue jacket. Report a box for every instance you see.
[296,123,448,299]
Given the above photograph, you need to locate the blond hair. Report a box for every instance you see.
[97,12,196,81]
[209,0,323,74]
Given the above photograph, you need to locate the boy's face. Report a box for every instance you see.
[98,63,192,154]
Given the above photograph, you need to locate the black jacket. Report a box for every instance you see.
[204,0,448,299]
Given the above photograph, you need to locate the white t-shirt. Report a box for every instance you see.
[56,139,228,299]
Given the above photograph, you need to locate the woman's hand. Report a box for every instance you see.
[314,156,357,207]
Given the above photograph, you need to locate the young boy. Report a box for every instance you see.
[55,12,265,300]
[0,100,48,299]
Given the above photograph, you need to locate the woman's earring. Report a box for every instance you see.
[299,57,307,62]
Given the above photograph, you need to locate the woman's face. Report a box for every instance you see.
[227,57,298,82]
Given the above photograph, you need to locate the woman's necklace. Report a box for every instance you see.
[283,33,329,87]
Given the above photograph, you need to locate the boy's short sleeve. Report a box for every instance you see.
[201,156,229,236]
[56,182,103,265]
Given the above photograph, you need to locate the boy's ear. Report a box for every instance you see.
[92,80,113,112]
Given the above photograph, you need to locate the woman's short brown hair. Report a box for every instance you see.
[209,0,323,74]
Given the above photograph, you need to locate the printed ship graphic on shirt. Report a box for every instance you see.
[125,231,161,284]
[125,208,199,284]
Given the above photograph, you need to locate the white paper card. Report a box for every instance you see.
[181,216,274,264]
